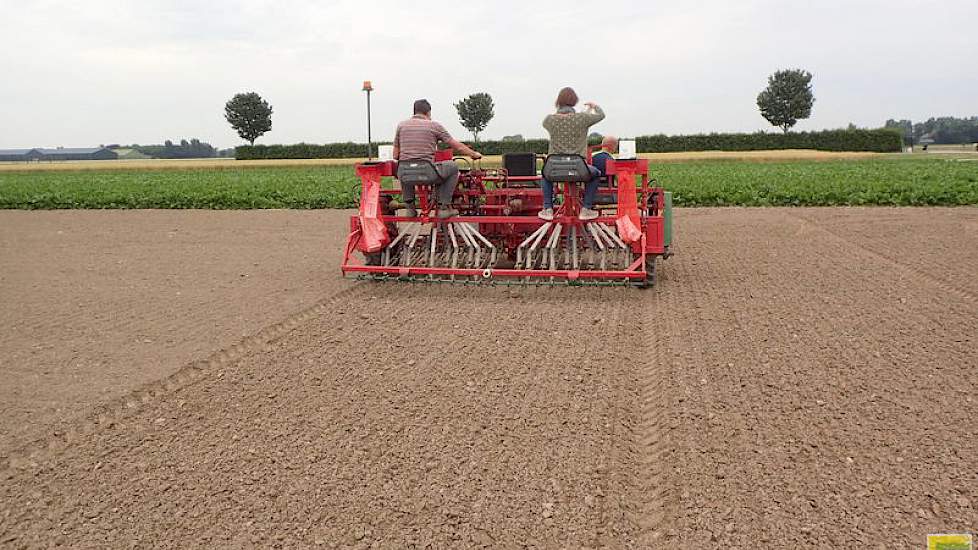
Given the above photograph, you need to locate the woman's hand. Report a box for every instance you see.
[584,101,598,110]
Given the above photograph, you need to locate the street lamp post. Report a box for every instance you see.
[362,80,373,160]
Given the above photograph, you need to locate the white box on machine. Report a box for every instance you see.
[618,140,636,159]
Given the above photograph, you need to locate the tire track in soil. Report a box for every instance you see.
[622,286,682,548]
[599,288,644,550]
[1,283,371,473]
[0,284,652,548]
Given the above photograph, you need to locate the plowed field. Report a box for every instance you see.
[1,208,976,548]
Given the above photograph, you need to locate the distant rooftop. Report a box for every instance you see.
[35,147,109,154]
[1,147,112,155]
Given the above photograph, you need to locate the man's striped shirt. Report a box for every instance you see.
[394,115,453,162]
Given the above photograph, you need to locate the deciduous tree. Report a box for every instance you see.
[454,93,494,143]
[225,92,273,145]
[757,69,814,133]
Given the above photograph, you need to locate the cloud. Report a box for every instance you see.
[1,0,976,148]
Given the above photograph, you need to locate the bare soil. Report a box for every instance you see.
[1,207,976,549]
[0,210,353,453]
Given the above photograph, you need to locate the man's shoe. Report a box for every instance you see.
[437,208,459,219]
[403,205,418,218]
[578,208,599,221]
[537,208,554,221]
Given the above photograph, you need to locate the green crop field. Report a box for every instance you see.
[662,158,978,206]
[0,167,360,209]
[0,157,975,209]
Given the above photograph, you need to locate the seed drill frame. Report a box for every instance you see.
[341,149,673,287]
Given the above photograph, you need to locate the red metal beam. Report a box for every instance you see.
[342,265,647,279]
[368,215,623,224]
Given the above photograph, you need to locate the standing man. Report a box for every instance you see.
[392,99,482,218]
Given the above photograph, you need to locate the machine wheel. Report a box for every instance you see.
[636,256,657,289]
[364,252,382,266]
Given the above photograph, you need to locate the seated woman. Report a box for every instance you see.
[539,87,605,221]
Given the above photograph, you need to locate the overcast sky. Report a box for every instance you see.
[1,0,976,149]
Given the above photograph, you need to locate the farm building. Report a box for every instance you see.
[0,149,42,162]
[35,147,118,161]
[0,147,118,162]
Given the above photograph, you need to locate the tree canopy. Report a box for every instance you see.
[886,116,978,144]
[225,92,273,145]
[454,93,494,143]
[134,138,216,159]
[756,69,815,133]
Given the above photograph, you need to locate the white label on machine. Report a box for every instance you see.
[378,145,394,161]
[619,140,637,159]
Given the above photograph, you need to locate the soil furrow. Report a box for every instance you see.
[2,283,371,472]
[787,210,978,304]
[0,209,353,452]
[664,209,977,548]
[2,207,977,547]
[0,285,647,548]
[623,287,682,548]
[790,207,978,300]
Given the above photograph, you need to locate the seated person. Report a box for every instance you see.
[392,99,482,218]
[591,135,618,178]
[589,135,619,205]
[538,87,605,221]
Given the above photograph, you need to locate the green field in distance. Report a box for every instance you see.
[1,157,976,209]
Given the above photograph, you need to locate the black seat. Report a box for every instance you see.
[397,159,443,185]
[542,154,591,182]
[502,152,537,177]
